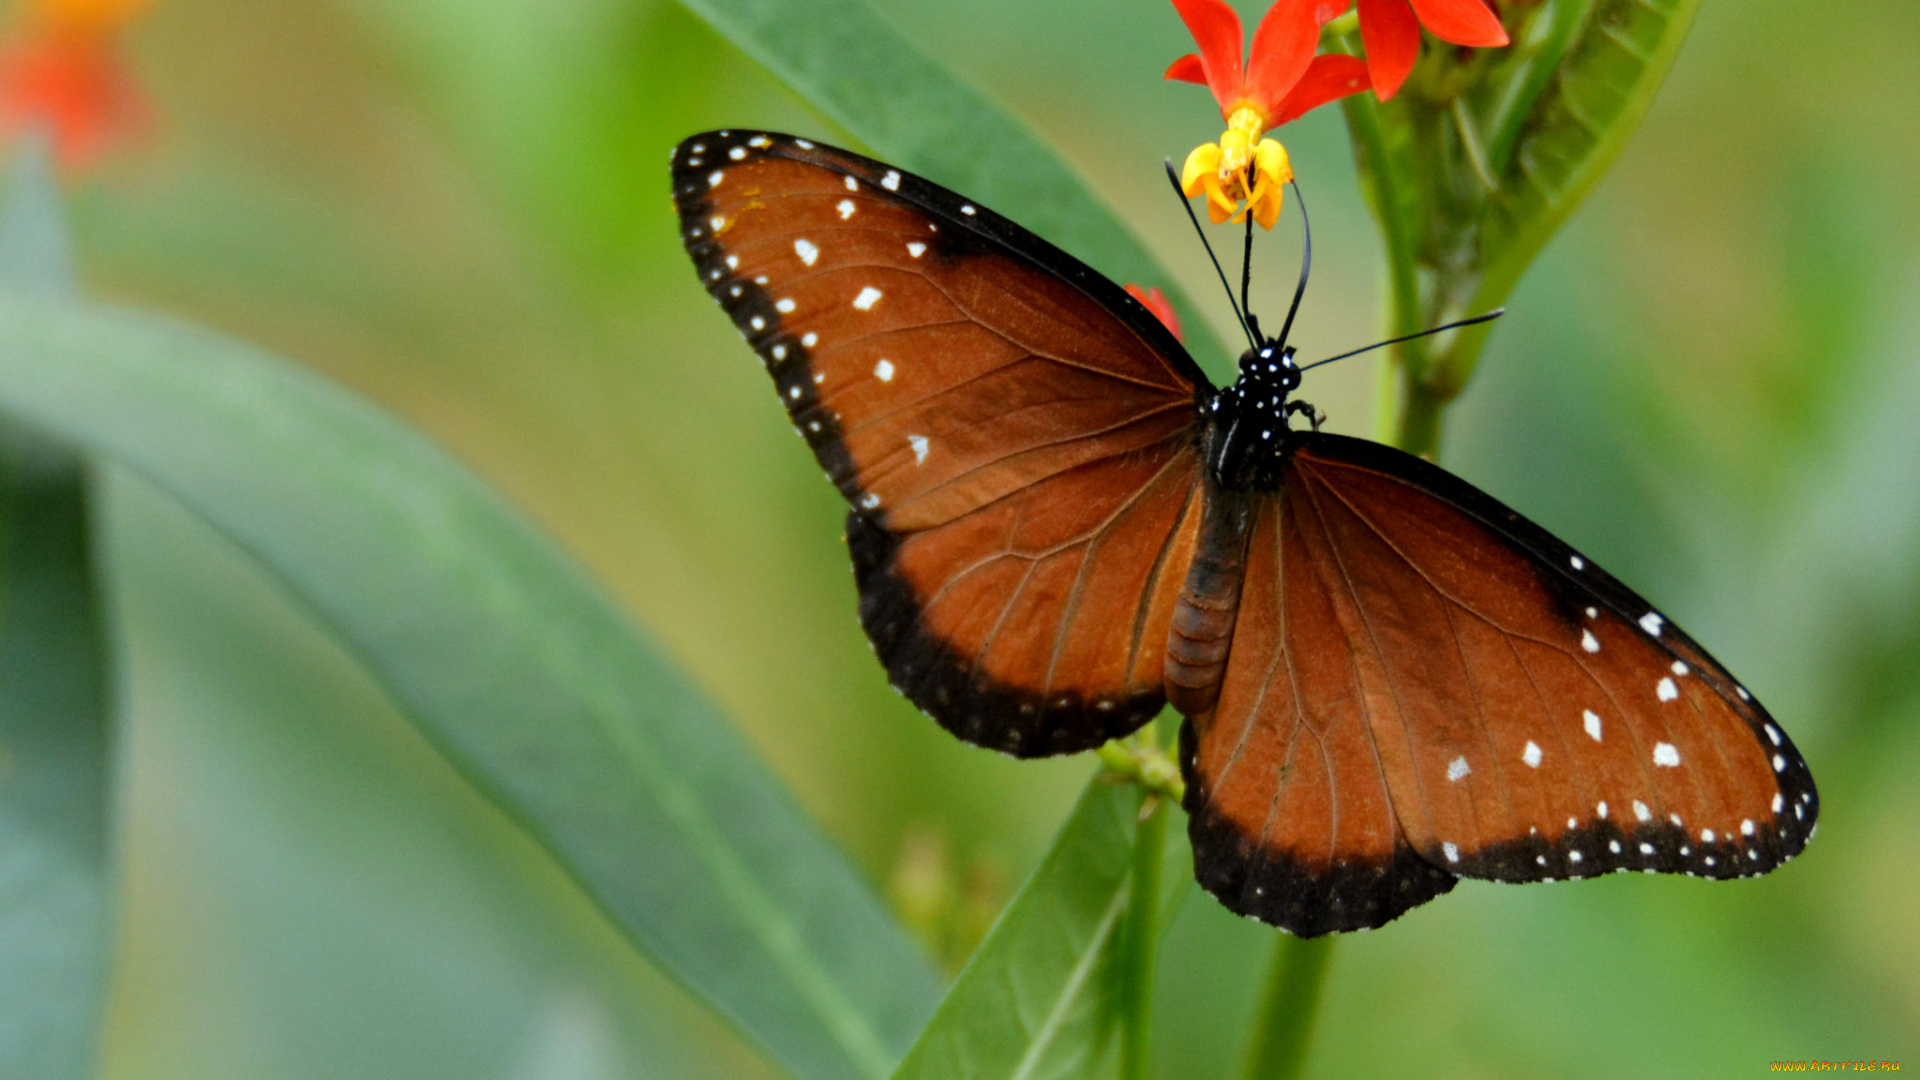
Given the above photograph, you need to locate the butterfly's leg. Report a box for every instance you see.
[1284,400,1326,432]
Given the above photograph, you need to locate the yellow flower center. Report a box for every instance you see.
[1217,107,1267,179]
[1179,109,1295,231]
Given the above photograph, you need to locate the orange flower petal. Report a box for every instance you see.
[1169,0,1246,117]
[1124,284,1184,342]
[0,32,144,169]
[1407,0,1508,47]
[1357,0,1421,101]
[1243,0,1321,119]
[1269,53,1371,126]
[1163,53,1208,85]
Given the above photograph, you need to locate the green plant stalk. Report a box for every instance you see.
[1116,792,1168,1080]
[1237,935,1336,1080]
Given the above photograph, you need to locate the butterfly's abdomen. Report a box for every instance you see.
[1166,484,1257,716]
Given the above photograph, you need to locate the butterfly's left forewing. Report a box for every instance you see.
[673,131,1212,755]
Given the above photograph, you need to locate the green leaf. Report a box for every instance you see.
[0,450,114,1080]
[670,0,1229,370]
[0,142,116,1080]
[1337,0,1701,452]
[892,777,1146,1080]
[0,296,941,1080]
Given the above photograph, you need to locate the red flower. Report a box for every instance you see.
[1125,284,1183,342]
[1347,0,1509,102]
[1164,0,1369,228]
[0,0,152,171]
[1164,0,1371,137]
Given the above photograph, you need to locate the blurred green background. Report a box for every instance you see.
[45,0,1919,1075]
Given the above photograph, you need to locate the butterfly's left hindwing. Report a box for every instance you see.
[672,130,1212,755]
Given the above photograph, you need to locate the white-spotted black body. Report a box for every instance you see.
[1203,342,1315,492]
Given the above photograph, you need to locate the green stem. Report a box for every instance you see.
[1117,793,1168,1080]
[1236,935,1336,1080]
[1392,375,1448,460]
[1097,733,1186,803]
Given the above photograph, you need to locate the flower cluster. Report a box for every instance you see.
[1168,0,1507,228]
[0,0,153,170]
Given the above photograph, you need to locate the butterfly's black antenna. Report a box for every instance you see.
[1296,309,1506,373]
[1164,159,1258,352]
[1274,180,1311,354]
[1240,203,1259,344]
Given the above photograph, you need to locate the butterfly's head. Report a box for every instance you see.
[1237,342,1301,395]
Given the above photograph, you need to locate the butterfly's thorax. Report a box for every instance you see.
[1204,344,1305,492]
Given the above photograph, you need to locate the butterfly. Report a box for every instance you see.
[670,129,1818,936]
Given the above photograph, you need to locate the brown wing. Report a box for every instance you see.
[1181,487,1458,935]
[672,130,1212,755]
[1183,434,1817,935]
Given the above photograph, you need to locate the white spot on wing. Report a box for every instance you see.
[907,242,926,258]
[1583,710,1603,741]
[1741,819,1754,836]
[1772,793,1783,814]
[1598,801,1609,819]
[708,170,725,188]
[794,239,819,266]
[794,138,814,148]
[859,492,880,509]
[1657,677,1679,702]
[729,146,747,160]
[1773,753,1786,772]
[1653,742,1682,767]
[801,332,818,347]
[844,175,858,191]
[1522,741,1542,768]
[775,298,796,313]
[1443,842,1459,863]
[1633,800,1652,822]
[1671,661,1689,676]
[837,198,856,220]
[1640,612,1665,636]
[1446,756,1470,782]
[873,359,895,382]
[908,434,929,464]
[1765,724,1781,746]
[1581,629,1600,653]
[960,204,976,215]
[1571,555,1585,570]
[883,170,901,190]
[853,286,883,310]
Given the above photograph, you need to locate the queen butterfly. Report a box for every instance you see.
[670,129,1818,936]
